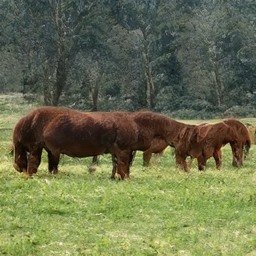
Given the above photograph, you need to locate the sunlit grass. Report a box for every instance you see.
[0,94,255,255]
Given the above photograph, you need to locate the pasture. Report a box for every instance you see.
[0,94,256,256]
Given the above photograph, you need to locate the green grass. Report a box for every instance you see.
[0,94,256,255]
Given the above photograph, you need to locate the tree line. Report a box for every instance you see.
[1,0,256,118]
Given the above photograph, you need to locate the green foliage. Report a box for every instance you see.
[223,105,256,118]
[1,0,256,116]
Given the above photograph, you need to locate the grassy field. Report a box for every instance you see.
[0,94,256,256]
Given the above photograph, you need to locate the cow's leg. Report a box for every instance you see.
[143,151,152,167]
[26,147,43,176]
[197,154,206,171]
[88,155,99,173]
[123,150,136,177]
[110,143,131,180]
[13,142,27,173]
[92,156,99,165]
[47,150,60,174]
[175,150,189,172]
[231,143,243,167]
[213,149,222,169]
[116,150,131,180]
[110,154,117,179]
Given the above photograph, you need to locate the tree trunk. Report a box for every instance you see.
[91,71,103,111]
[209,43,223,108]
[141,29,155,109]
[42,61,53,105]
[51,0,68,106]
[52,56,68,106]
[212,60,223,107]
[45,0,93,106]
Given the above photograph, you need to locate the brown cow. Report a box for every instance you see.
[177,121,244,171]
[13,107,138,179]
[108,114,248,172]
[129,111,244,172]
[128,111,195,172]
[102,111,190,176]
[223,119,251,165]
[189,119,250,169]
[143,119,251,169]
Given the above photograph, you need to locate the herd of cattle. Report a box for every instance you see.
[12,107,251,179]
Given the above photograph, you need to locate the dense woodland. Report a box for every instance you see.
[1,0,256,118]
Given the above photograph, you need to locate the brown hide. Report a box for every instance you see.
[193,122,234,152]
[90,111,180,167]
[130,111,197,169]
[142,138,168,166]
[186,122,243,170]
[91,111,195,168]
[175,119,249,171]
[172,124,198,171]
[130,111,190,149]
[104,114,248,172]
[223,119,251,151]
[131,119,251,168]
[13,107,138,179]
[246,125,256,144]
[110,111,176,169]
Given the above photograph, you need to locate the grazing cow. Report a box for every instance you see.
[12,107,138,179]
[223,119,251,165]
[85,112,249,174]
[108,111,185,176]
[129,111,196,171]
[189,119,250,169]
[142,118,251,169]
[130,111,244,171]
[179,121,244,171]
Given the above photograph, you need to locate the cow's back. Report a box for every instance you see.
[42,111,118,157]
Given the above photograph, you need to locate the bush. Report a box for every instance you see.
[223,105,256,118]
[168,108,220,119]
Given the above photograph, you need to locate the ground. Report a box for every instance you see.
[0,94,255,256]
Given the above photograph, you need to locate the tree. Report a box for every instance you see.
[1,0,255,116]
[3,0,109,105]
[178,0,256,113]
[110,0,182,110]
